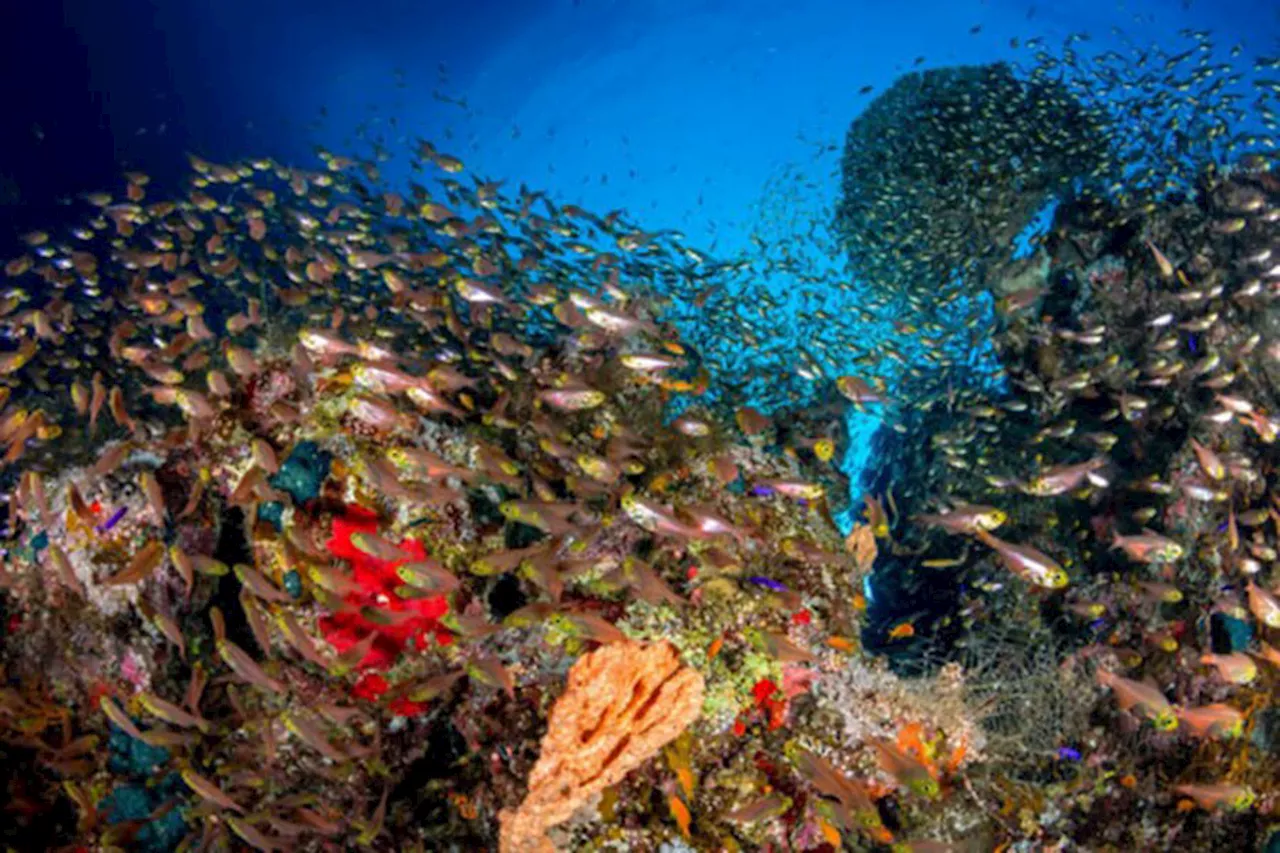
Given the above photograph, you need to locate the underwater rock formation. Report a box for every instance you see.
[859,148,1280,849]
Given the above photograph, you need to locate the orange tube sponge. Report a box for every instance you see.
[499,640,705,852]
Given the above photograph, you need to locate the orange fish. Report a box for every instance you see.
[816,817,842,847]
[867,738,940,798]
[896,721,930,763]
[888,621,916,640]
[942,735,969,775]
[664,733,696,799]
[668,794,691,837]
[827,635,856,652]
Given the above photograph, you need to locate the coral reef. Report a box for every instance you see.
[0,23,1277,853]
[0,136,877,851]
[860,124,1280,851]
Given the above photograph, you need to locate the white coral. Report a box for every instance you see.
[813,653,986,767]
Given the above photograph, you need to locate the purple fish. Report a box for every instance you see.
[751,485,776,497]
[1056,746,1081,761]
[747,576,788,592]
[97,506,128,533]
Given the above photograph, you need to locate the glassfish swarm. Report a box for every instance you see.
[0,124,875,851]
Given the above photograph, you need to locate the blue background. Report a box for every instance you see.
[6,0,1276,241]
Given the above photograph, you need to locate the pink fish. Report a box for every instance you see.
[1173,704,1244,739]
[973,529,1069,589]
[1111,529,1184,563]
[1199,652,1257,685]
[1172,782,1256,811]
[1022,457,1108,496]
[1095,668,1177,730]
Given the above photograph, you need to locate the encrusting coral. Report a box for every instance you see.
[498,640,705,852]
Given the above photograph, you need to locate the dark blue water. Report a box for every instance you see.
[6,0,1276,234]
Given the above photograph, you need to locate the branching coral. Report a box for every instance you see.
[813,652,985,768]
[953,624,1092,766]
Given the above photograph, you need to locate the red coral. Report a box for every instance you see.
[86,680,111,711]
[749,676,798,731]
[352,673,389,702]
[763,697,786,730]
[318,505,452,671]
[752,678,779,704]
[389,696,430,717]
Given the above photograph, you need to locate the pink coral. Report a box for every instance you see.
[119,648,151,691]
[245,363,296,421]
